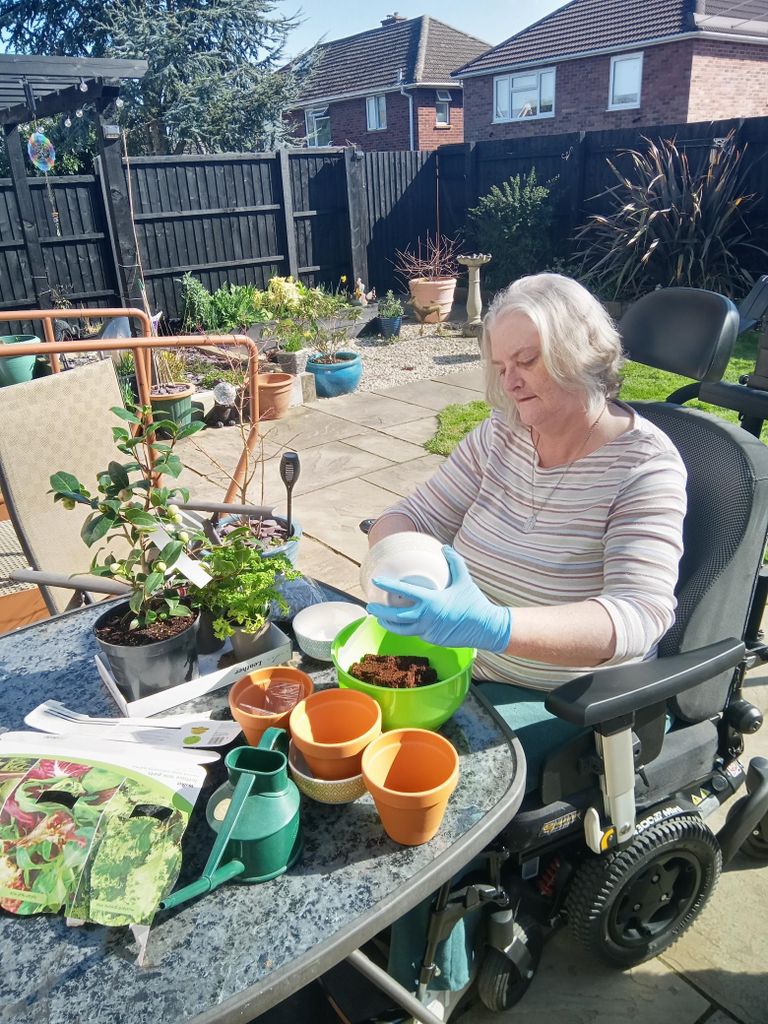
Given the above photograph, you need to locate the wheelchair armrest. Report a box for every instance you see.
[544,638,744,728]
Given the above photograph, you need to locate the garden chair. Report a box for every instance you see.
[0,333,267,620]
[353,287,768,1020]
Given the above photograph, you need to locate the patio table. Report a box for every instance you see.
[0,584,525,1024]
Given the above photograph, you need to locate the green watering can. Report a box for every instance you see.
[161,728,302,910]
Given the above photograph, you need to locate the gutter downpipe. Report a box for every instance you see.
[400,84,415,151]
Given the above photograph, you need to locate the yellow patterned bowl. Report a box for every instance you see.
[288,740,366,804]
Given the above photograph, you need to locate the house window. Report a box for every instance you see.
[366,94,387,131]
[305,107,331,147]
[609,52,643,109]
[493,68,555,122]
[435,89,451,126]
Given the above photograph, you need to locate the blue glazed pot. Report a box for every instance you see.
[377,316,402,339]
[306,351,362,398]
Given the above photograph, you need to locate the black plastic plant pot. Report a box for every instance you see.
[196,609,226,655]
[94,602,200,702]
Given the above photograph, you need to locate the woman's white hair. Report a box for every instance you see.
[481,273,624,424]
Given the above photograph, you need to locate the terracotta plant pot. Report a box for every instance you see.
[229,666,314,745]
[361,729,459,846]
[257,371,294,420]
[408,277,457,324]
[289,688,381,781]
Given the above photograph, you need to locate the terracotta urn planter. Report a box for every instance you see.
[289,688,381,780]
[408,277,457,324]
[361,728,459,845]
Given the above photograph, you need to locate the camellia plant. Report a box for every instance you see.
[49,406,206,631]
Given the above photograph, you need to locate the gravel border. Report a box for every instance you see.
[344,320,482,393]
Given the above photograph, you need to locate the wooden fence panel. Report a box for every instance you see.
[127,154,288,321]
[0,175,117,314]
[360,150,437,294]
[287,149,350,288]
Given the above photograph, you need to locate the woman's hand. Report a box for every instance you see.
[367,546,512,652]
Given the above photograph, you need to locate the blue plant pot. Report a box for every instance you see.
[377,316,402,339]
[306,351,362,398]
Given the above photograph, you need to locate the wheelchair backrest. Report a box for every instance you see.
[620,287,740,382]
[631,402,768,722]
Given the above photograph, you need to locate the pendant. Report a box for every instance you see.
[523,515,537,533]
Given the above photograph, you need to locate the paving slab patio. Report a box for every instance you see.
[174,366,768,1024]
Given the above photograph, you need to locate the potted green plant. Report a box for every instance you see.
[151,349,196,428]
[272,323,313,375]
[188,526,301,659]
[50,406,207,701]
[376,290,404,339]
[394,233,460,324]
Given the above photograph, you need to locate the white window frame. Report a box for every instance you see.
[366,94,387,131]
[493,67,556,123]
[305,107,331,147]
[435,90,451,126]
[608,51,643,111]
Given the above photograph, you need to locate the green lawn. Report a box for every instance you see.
[425,333,766,456]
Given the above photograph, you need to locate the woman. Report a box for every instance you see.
[366,273,688,1004]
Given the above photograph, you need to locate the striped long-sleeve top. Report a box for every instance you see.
[377,404,687,691]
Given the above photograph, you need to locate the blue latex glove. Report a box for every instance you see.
[367,546,512,652]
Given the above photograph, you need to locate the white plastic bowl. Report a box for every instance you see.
[292,601,366,661]
[359,532,450,607]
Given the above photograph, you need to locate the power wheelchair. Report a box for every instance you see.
[348,283,768,1022]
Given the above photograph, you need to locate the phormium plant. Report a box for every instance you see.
[574,131,767,300]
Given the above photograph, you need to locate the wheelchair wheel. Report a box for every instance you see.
[565,814,721,967]
[477,914,543,1012]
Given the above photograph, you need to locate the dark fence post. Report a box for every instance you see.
[94,107,145,311]
[3,124,52,309]
[571,130,588,234]
[278,148,299,279]
[464,141,477,214]
[344,147,367,287]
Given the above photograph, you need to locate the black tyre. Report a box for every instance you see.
[565,814,721,967]
[477,915,543,1012]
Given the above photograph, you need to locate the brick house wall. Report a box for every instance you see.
[413,88,465,150]
[462,40,695,141]
[286,87,468,150]
[286,90,412,150]
[688,39,768,121]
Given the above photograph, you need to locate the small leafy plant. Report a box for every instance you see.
[189,527,300,640]
[377,290,404,318]
[49,406,206,632]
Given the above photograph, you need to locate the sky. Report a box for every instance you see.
[283,1,570,58]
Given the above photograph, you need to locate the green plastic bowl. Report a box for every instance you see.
[331,615,475,731]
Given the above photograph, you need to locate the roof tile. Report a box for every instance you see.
[293,16,488,104]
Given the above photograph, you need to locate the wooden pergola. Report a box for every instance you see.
[0,54,148,311]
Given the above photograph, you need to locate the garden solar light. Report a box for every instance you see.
[280,452,300,538]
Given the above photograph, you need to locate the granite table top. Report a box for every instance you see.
[0,585,525,1024]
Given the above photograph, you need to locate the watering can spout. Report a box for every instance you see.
[160,860,245,910]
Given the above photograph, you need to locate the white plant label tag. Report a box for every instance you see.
[148,522,212,588]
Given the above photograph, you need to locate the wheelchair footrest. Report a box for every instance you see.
[717,756,768,864]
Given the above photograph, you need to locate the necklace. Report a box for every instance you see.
[523,406,607,533]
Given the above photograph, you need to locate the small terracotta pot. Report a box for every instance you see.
[289,688,382,781]
[408,277,457,323]
[229,666,314,745]
[362,729,459,846]
[257,371,294,420]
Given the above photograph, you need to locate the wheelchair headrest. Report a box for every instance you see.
[619,288,739,383]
